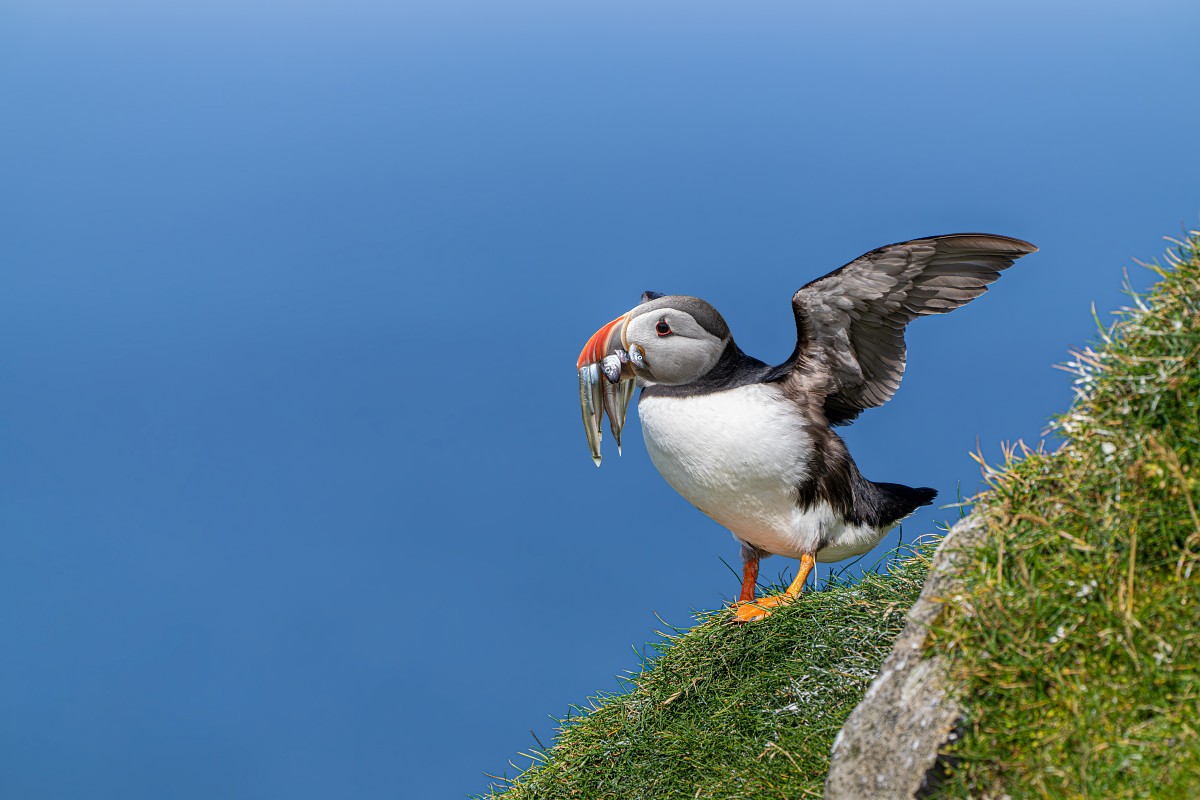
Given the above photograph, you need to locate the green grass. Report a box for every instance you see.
[930,230,1200,798]
[481,549,935,799]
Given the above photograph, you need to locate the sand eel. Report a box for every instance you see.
[576,233,1037,621]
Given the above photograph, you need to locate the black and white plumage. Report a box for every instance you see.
[576,233,1036,619]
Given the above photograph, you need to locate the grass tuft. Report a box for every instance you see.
[931,230,1200,798]
[481,548,935,799]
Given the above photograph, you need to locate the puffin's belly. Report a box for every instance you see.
[638,384,819,555]
[639,384,891,561]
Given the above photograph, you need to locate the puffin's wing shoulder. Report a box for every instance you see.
[781,233,1037,425]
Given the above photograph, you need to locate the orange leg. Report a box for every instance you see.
[739,554,760,603]
[733,553,816,623]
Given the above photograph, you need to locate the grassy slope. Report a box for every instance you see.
[931,232,1200,798]
[487,231,1200,799]
[482,550,935,799]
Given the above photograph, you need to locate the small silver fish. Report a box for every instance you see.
[602,379,623,449]
[627,344,647,370]
[601,354,624,384]
[611,377,635,455]
[578,363,604,465]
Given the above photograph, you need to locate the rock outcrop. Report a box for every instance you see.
[825,515,985,799]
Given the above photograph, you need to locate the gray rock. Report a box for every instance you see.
[825,515,986,799]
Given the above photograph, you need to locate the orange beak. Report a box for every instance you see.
[577,314,628,369]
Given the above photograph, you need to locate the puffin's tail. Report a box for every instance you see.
[869,482,937,527]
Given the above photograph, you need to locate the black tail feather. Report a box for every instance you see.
[874,482,937,525]
[851,476,937,528]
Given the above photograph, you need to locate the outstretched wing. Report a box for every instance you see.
[780,233,1037,425]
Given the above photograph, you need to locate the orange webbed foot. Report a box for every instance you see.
[731,594,794,623]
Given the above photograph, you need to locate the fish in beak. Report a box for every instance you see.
[577,313,636,465]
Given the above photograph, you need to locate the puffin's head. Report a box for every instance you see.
[576,292,732,464]
[577,291,731,386]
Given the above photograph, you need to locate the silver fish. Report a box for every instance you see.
[627,343,647,371]
[619,377,635,423]
[602,379,622,449]
[601,354,624,384]
[610,377,635,455]
[578,363,604,465]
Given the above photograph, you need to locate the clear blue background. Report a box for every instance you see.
[3,1,1198,797]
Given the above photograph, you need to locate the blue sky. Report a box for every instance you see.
[2,1,1198,797]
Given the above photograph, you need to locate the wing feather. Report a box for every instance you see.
[780,233,1036,424]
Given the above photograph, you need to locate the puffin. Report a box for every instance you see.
[576,233,1036,621]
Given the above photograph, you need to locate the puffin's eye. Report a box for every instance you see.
[655,321,672,336]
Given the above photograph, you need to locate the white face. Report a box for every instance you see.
[624,305,728,385]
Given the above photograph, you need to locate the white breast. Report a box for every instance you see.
[638,383,885,561]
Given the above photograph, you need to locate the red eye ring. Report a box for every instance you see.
[655,321,672,336]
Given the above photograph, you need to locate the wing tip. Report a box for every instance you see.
[928,232,1038,256]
